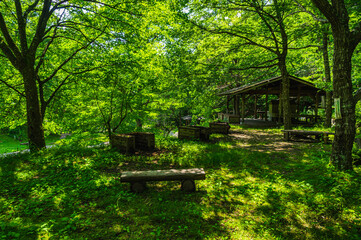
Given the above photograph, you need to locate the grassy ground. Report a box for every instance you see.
[0,134,61,154]
[0,127,360,239]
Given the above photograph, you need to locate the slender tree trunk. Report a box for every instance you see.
[274,0,291,130]
[330,25,355,170]
[321,26,332,128]
[279,58,291,130]
[21,63,46,152]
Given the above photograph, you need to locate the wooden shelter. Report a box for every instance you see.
[218,76,327,124]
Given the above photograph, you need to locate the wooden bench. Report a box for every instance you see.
[120,168,206,193]
[282,130,335,143]
[209,122,230,134]
[178,126,210,141]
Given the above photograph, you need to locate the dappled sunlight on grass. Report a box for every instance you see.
[0,129,360,239]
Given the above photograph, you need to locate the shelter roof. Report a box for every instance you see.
[218,76,325,97]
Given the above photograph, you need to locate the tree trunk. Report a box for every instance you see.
[275,0,291,130]
[311,0,361,172]
[330,25,355,170]
[279,59,291,130]
[21,65,46,152]
[322,26,332,128]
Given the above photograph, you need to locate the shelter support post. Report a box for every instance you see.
[226,96,230,114]
[265,93,268,121]
[315,93,319,123]
[297,87,301,115]
[254,95,257,119]
[241,94,245,123]
[278,93,282,122]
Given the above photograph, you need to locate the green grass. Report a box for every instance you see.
[0,134,61,154]
[0,134,28,154]
[0,129,360,239]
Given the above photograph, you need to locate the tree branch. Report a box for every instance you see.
[24,0,41,19]
[0,39,18,68]
[288,44,320,50]
[41,26,107,85]
[29,0,52,53]
[310,0,337,24]
[252,2,280,55]
[0,77,25,97]
[43,75,71,108]
[0,13,22,58]
[189,20,277,54]
[35,26,59,75]
[14,0,28,53]
[230,63,278,71]
[293,0,328,23]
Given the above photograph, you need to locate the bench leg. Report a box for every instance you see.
[130,182,147,193]
[323,133,329,144]
[284,132,290,141]
[181,180,196,192]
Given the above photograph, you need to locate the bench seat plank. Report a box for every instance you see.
[282,130,334,135]
[120,168,206,182]
[282,130,334,143]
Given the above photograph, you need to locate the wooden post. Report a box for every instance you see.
[254,95,257,119]
[315,93,319,123]
[284,131,290,141]
[297,87,301,116]
[265,93,268,121]
[226,96,230,114]
[241,94,245,123]
[278,94,282,122]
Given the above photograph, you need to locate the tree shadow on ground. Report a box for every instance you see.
[0,147,231,240]
[200,130,361,239]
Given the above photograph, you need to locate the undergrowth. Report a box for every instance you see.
[0,129,360,239]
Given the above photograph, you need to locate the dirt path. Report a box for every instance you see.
[227,128,321,155]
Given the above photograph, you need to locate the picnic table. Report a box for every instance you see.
[282,130,334,143]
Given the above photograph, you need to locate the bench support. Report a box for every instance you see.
[130,182,147,193]
[284,131,290,141]
[181,180,196,192]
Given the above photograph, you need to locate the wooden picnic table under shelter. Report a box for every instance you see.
[217,75,327,125]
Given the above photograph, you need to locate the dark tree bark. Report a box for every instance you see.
[321,25,333,128]
[20,62,46,151]
[311,0,361,170]
[331,26,355,170]
[0,1,50,151]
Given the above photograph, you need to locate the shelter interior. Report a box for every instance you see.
[218,76,327,124]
